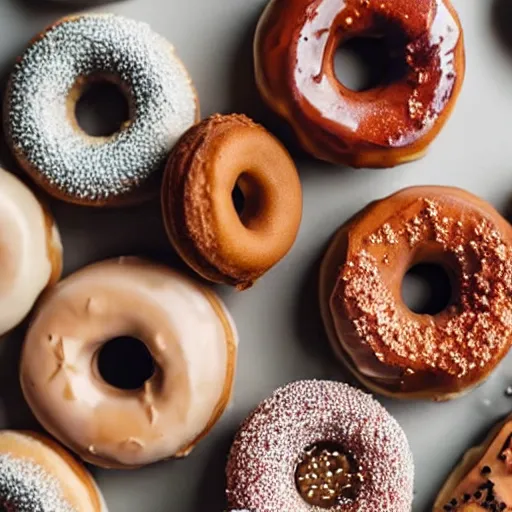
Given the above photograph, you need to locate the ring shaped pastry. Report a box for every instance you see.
[320,186,512,400]
[0,168,62,337]
[0,430,107,511]
[254,0,465,167]
[20,257,238,469]
[226,380,414,511]
[5,14,198,206]
[162,114,302,289]
[434,414,512,511]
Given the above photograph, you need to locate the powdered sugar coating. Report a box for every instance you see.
[0,453,75,511]
[5,14,197,203]
[226,380,413,512]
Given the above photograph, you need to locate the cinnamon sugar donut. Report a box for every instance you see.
[0,430,107,511]
[162,114,302,289]
[20,257,238,468]
[0,168,62,337]
[254,0,465,167]
[434,414,512,511]
[5,14,198,206]
[226,380,413,512]
[320,186,512,400]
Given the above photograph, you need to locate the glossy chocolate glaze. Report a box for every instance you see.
[255,0,465,167]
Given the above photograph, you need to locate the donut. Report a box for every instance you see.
[320,186,512,401]
[20,257,238,469]
[0,168,62,337]
[434,414,512,511]
[4,14,198,207]
[0,430,107,511]
[162,114,302,289]
[226,380,413,511]
[254,0,465,168]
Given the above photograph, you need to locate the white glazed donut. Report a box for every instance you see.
[20,257,238,469]
[0,430,107,511]
[4,14,199,206]
[0,168,62,336]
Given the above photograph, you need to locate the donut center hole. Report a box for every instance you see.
[75,81,130,137]
[97,337,155,390]
[334,34,408,92]
[401,263,453,315]
[232,181,246,217]
[295,441,363,507]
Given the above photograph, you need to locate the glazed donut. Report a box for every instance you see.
[0,168,62,337]
[434,414,512,511]
[4,14,198,207]
[254,0,465,168]
[0,430,107,511]
[20,257,238,469]
[226,380,413,511]
[320,186,512,400]
[162,114,302,289]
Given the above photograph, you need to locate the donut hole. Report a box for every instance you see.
[74,79,131,138]
[231,173,266,229]
[295,441,363,507]
[231,181,246,217]
[401,263,453,315]
[333,33,409,92]
[97,337,155,390]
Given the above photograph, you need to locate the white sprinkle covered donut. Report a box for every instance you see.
[4,14,198,207]
[0,430,107,511]
[226,380,414,512]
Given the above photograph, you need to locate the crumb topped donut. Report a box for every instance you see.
[0,430,107,511]
[0,168,62,337]
[226,380,413,511]
[20,257,238,468]
[254,0,465,167]
[5,14,198,206]
[162,114,302,289]
[434,414,512,511]
[320,186,512,400]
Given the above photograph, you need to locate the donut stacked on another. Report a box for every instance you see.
[0,168,62,337]
[254,0,465,167]
[226,380,413,512]
[320,186,512,400]
[162,114,302,289]
[20,257,238,469]
[4,14,198,207]
[434,415,512,511]
[0,430,107,511]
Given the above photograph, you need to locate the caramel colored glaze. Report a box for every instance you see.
[0,430,107,511]
[20,258,238,469]
[320,187,512,400]
[162,114,302,289]
[434,416,512,511]
[255,0,465,167]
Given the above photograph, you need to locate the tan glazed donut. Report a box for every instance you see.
[20,257,238,469]
[0,168,62,337]
[0,430,107,511]
[162,114,302,289]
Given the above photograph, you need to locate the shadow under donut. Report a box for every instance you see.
[491,0,512,56]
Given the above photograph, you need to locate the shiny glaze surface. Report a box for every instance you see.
[255,0,465,167]
[20,258,238,468]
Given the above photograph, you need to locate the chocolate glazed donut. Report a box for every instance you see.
[255,0,465,168]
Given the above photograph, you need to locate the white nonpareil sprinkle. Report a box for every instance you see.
[0,454,76,511]
[6,14,197,202]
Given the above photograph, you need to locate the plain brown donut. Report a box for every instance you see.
[162,114,302,289]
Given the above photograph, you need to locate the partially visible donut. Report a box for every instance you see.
[226,380,413,512]
[254,0,465,167]
[0,430,107,511]
[4,14,198,206]
[0,168,62,337]
[20,257,238,469]
[162,114,302,289]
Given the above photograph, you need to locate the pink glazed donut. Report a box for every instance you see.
[226,381,413,512]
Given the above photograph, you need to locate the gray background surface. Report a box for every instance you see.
[0,0,511,510]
